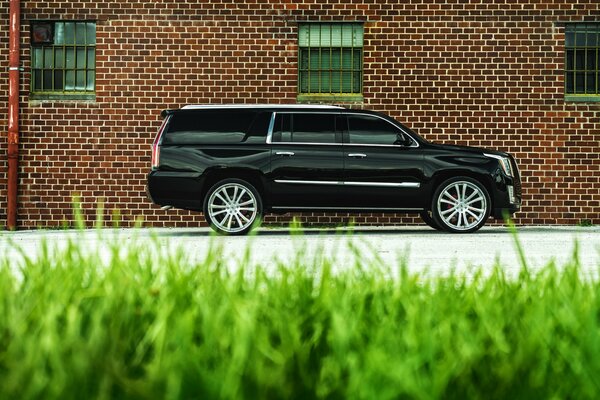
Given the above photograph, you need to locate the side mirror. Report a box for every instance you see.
[394,132,412,147]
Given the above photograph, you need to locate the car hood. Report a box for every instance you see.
[428,142,509,157]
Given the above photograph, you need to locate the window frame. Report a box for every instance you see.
[342,113,420,148]
[564,22,600,102]
[30,20,96,100]
[297,22,364,102]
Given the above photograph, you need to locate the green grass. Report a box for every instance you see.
[1,228,600,399]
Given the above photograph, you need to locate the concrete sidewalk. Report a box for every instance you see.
[2,226,599,277]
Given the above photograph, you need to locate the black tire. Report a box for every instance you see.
[203,178,263,235]
[431,177,491,233]
[420,210,443,231]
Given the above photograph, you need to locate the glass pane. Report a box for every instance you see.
[299,49,308,70]
[566,72,574,94]
[54,48,64,68]
[309,72,319,92]
[65,70,75,90]
[331,49,341,69]
[565,31,574,47]
[43,70,52,90]
[298,25,309,47]
[86,23,96,45]
[33,69,42,90]
[309,25,321,46]
[66,48,75,68]
[75,23,86,44]
[332,71,341,93]
[340,24,363,47]
[588,31,598,47]
[321,51,331,69]
[341,71,352,92]
[33,48,43,69]
[76,71,85,90]
[319,24,331,47]
[54,22,64,45]
[77,47,86,68]
[299,71,308,93]
[87,49,95,68]
[575,50,585,70]
[353,50,362,70]
[575,72,585,93]
[65,22,75,44]
[566,49,574,70]
[44,47,53,68]
[587,49,596,70]
[320,71,331,93]
[342,49,352,69]
[291,114,336,144]
[586,72,596,93]
[87,71,95,90]
[576,31,586,46]
[353,72,361,93]
[331,25,342,47]
[54,70,64,90]
[348,115,403,145]
[309,49,320,70]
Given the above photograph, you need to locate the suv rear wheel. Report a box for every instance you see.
[203,178,262,235]
[432,177,490,233]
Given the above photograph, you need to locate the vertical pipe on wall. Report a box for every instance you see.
[7,0,20,230]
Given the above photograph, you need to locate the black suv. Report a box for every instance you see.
[147,105,521,235]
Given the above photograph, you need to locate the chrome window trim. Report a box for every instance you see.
[182,104,344,110]
[274,179,420,188]
[275,180,340,186]
[343,181,420,188]
[266,111,420,148]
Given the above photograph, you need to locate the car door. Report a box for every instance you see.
[340,113,425,209]
[268,112,344,208]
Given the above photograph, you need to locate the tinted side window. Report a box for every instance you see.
[347,115,405,145]
[163,111,259,145]
[272,113,337,144]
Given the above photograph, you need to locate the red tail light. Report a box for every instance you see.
[152,116,169,169]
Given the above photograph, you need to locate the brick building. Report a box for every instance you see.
[1,0,599,229]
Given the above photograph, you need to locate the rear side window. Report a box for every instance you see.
[163,111,266,145]
[272,113,337,144]
[347,114,406,146]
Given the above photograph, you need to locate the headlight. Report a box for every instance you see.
[484,153,513,177]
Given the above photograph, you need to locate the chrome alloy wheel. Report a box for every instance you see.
[207,183,258,234]
[436,180,488,231]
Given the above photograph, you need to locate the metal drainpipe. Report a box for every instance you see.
[7,0,20,230]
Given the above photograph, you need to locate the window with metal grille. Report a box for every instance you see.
[298,23,363,99]
[30,21,96,99]
[565,23,600,99]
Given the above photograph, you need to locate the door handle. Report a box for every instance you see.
[348,153,367,158]
[276,151,295,156]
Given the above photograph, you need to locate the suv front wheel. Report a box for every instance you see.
[203,178,263,235]
[432,177,491,233]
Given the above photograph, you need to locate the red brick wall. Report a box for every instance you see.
[1,0,599,228]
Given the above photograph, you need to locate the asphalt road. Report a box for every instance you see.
[2,226,599,278]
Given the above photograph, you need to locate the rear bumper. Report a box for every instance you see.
[146,170,205,211]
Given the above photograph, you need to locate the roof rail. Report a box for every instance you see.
[181,104,344,110]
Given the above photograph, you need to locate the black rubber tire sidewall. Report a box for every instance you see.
[420,210,443,231]
[431,177,491,233]
[203,178,263,236]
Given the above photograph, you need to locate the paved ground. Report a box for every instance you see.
[2,226,599,278]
